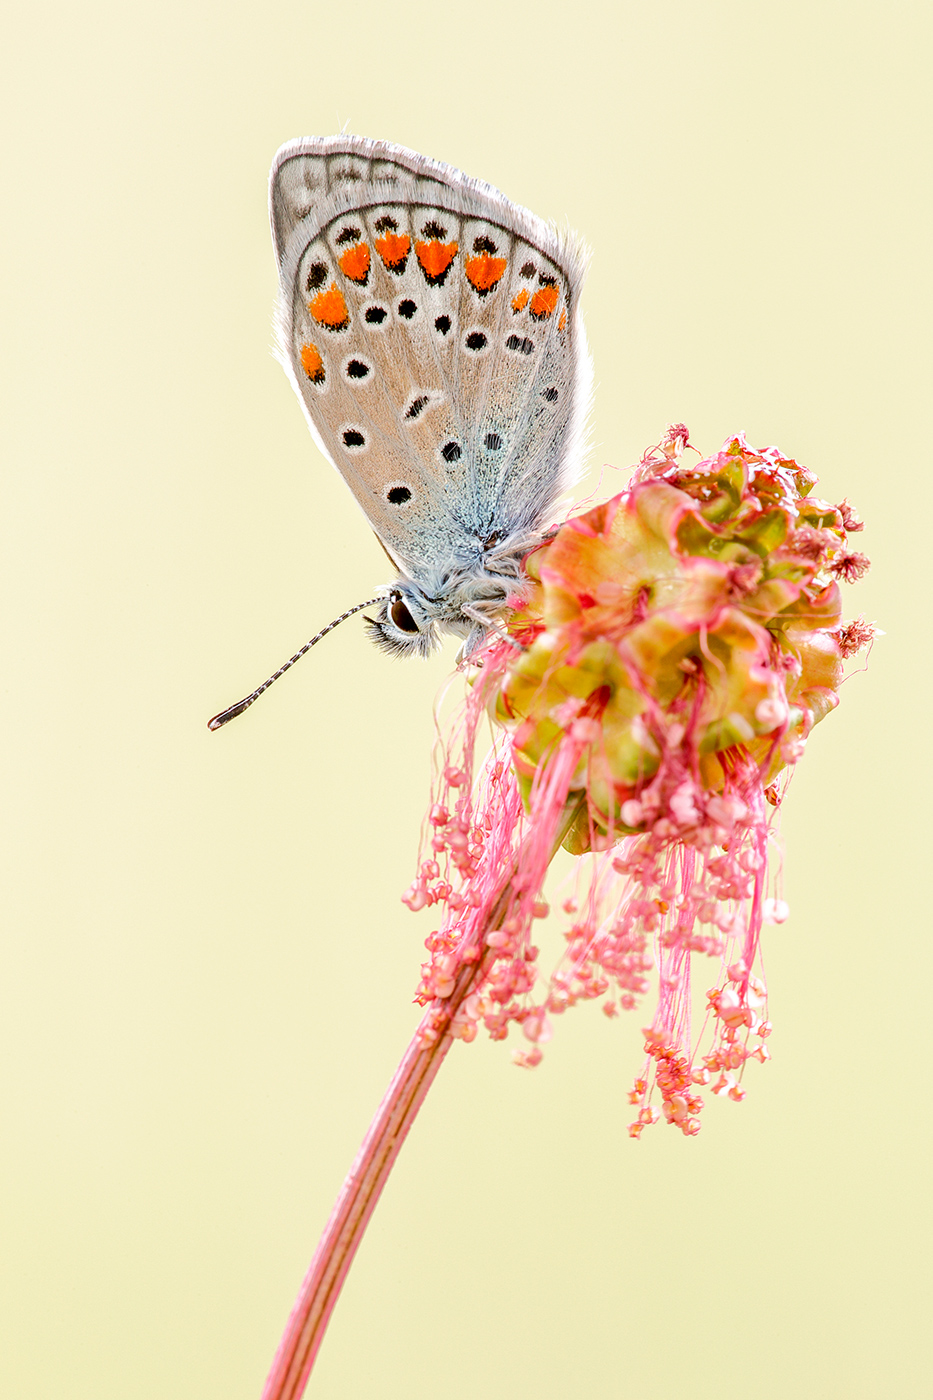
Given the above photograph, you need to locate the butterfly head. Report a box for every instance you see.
[365,525,540,659]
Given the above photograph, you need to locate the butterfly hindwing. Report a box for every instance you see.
[271,138,590,589]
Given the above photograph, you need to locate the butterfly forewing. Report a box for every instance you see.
[271,138,589,591]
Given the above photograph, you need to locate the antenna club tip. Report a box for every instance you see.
[208,700,251,730]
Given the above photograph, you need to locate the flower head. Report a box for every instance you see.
[404,430,874,1136]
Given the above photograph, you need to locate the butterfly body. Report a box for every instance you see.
[270,136,591,656]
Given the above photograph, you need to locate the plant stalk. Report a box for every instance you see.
[258,911,500,1399]
[258,802,581,1400]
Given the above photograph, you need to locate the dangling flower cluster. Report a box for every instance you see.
[403,428,874,1136]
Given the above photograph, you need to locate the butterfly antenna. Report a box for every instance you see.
[207,596,382,731]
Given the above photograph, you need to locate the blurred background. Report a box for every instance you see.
[2,2,929,1397]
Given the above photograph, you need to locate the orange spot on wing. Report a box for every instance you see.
[300,342,325,383]
[511,288,529,313]
[465,251,507,293]
[529,284,559,320]
[415,239,458,283]
[558,308,567,331]
[375,231,411,272]
[308,282,350,331]
[339,242,370,284]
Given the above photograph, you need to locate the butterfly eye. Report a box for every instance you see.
[390,596,420,633]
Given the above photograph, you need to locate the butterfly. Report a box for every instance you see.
[209,137,591,729]
[272,135,591,653]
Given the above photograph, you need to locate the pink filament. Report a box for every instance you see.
[412,647,782,1137]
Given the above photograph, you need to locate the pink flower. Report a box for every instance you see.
[408,430,874,1136]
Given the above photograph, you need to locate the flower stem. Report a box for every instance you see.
[258,919,494,1400]
[259,804,582,1400]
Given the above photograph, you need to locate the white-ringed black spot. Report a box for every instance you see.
[506,334,535,355]
[306,261,328,291]
[520,261,535,279]
[465,330,487,351]
[405,395,430,420]
[386,485,412,505]
[441,440,461,463]
[345,359,371,380]
[335,225,361,245]
[364,305,388,324]
[434,314,451,334]
[485,432,503,451]
[342,428,366,449]
[543,386,559,401]
[398,299,417,320]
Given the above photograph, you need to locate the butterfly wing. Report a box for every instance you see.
[270,136,591,587]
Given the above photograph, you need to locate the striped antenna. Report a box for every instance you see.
[208,597,382,731]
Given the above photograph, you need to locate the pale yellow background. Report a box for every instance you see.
[2,2,929,1397]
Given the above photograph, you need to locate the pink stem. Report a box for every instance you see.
[258,920,498,1400]
[259,800,582,1400]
